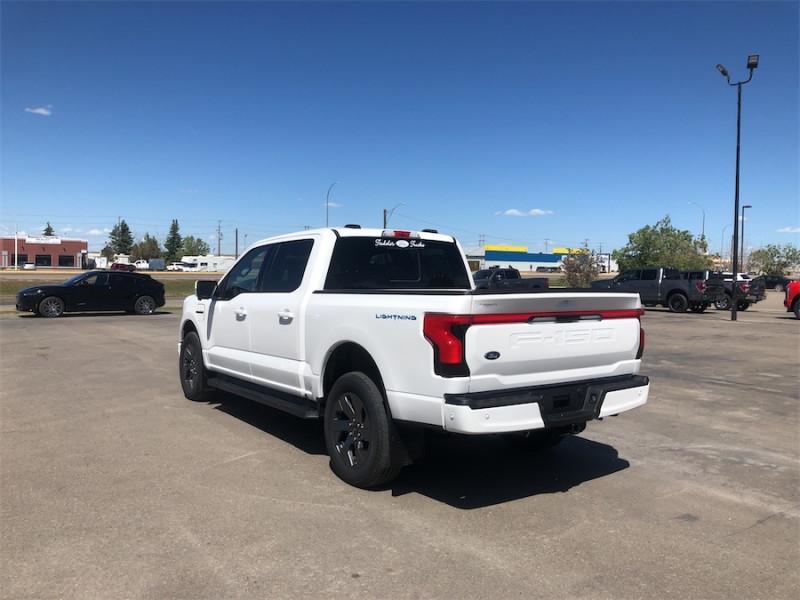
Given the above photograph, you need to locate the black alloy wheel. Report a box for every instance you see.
[667,293,689,313]
[180,331,211,401]
[715,294,732,310]
[324,372,400,488]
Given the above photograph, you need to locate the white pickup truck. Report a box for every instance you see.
[179,227,649,487]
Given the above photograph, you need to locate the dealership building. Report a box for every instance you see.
[0,236,89,268]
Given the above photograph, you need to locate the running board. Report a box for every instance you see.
[207,374,319,419]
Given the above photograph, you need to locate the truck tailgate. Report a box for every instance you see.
[465,292,643,392]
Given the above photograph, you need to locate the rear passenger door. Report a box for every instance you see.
[638,269,660,303]
[108,274,138,310]
[248,238,316,395]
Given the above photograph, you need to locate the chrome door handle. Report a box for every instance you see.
[278,309,294,323]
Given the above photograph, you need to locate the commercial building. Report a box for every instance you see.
[0,236,88,268]
[482,244,564,272]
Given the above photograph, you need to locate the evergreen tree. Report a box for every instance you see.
[43,222,54,236]
[109,220,134,255]
[164,219,183,262]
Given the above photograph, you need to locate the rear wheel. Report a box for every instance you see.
[715,294,732,310]
[667,293,689,313]
[689,303,707,313]
[180,331,212,401]
[737,301,750,311]
[323,372,400,488]
[793,300,799,319]
[134,295,156,315]
[38,296,64,318]
[774,284,784,293]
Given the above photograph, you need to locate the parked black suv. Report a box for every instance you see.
[681,270,766,311]
[591,267,710,312]
[472,267,548,290]
[15,270,165,318]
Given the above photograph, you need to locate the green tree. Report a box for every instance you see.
[181,235,211,256]
[100,245,115,262]
[130,233,163,261]
[43,222,54,236]
[109,220,134,255]
[612,216,712,271]
[562,243,600,288]
[164,219,182,262]
[747,243,800,275]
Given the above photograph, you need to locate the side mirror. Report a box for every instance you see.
[195,280,217,300]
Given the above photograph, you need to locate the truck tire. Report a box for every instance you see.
[737,301,750,311]
[715,293,732,310]
[667,293,688,313]
[794,300,800,319]
[504,429,565,451]
[179,331,213,401]
[689,302,707,313]
[324,372,401,488]
[774,283,784,293]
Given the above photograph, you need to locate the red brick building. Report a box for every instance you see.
[0,236,88,268]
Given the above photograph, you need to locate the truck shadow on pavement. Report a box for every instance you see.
[213,393,630,509]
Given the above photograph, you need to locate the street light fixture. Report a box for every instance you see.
[383,203,405,228]
[326,182,338,228]
[688,201,706,240]
[715,53,759,321]
[740,204,752,271]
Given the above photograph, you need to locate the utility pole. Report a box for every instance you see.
[479,234,485,247]
[544,238,550,253]
[235,228,239,259]
[383,209,387,228]
[383,203,405,228]
[244,234,248,248]
[216,220,223,256]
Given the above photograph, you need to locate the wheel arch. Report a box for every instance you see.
[181,319,198,339]
[321,341,388,411]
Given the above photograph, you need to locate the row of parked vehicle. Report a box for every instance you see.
[589,267,770,313]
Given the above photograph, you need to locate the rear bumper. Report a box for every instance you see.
[442,375,649,434]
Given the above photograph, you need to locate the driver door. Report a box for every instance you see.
[205,244,274,380]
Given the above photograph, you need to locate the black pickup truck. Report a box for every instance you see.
[473,267,549,290]
[590,266,710,313]
[681,270,766,311]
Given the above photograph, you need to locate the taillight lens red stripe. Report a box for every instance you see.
[467,308,644,325]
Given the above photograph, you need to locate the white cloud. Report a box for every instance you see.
[24,105,53,116]
[777,226,800,233]
[495,208,554,217]
[323,202,342,208]
[86,228,105,236]
[61,226,81,234]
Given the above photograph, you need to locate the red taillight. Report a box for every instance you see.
[695,281,707,293]
[393,230,411,238]
[738,282,750,293]
[423,314,471,377]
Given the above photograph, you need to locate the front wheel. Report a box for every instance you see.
[774,284,784,293]
[324,372,400,488]
[667,293,689,313]
[737,301,750,311]
[38,296,64,318]
[179,331,212,401]
[689,303,708,313]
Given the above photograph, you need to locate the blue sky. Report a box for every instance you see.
[2,1,798,253]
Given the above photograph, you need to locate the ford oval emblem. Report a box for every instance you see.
[484,351,501,360]
[396,239,410,248]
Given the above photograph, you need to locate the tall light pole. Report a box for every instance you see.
[383,203,405,228]
[740,204,752,271]
[688,201,706,240]
[716,53,759,321]
[326,182,338,228]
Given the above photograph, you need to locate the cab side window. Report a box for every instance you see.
[641,269,659,281]
[83,272,110,286]
[617,269,641,282]
[217,245,274,300]
[260,239,314,293]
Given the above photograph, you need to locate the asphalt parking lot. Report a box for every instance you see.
[1,292,798,599]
